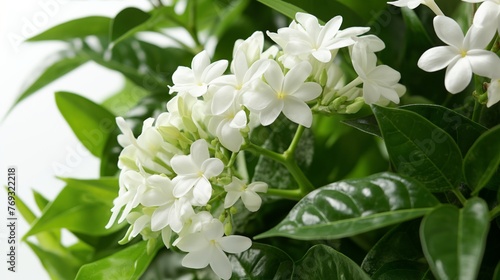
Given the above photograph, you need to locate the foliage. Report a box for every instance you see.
[9,0,500,279]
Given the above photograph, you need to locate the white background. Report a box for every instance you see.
[0,0,153,279]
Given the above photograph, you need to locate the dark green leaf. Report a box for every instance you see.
[255,172,438,240]
[27,241,82,280]
[27,16,112,41]
[402,104,487,155]
[55,91,116,157]
[292,245,370,279]
[494,261,500,280]
[373,105,464,192]
[24,178,122,237]
[229,243,294,279]
[111,7,151,44]
[420,197,490,280]
[463,125,500,193]
[75,241,158,280]
[7,54,88,114]
[342,114,381,138]
[372,261,433,280]
[401,8,433,49]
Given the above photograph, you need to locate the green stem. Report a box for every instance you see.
[284,125,304,160]
[490,204,500,220]
[452,189,467,206]
[266,188,303,201]
[472,99,482,123]
[247,142,285,164]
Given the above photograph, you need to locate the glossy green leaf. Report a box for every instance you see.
[7,54,88,114]
[342,114,382,138]
[373,105,464,192]
[292,245,370,279]
[27,16,112,41]
[75,241,158,280]
[255,172,438,240]
[27,241,82,280]
[420,197,490,280]
[257,0,306,20]
[463,125,500,193]
[372,261,433,280]
[111,7,151,44]
[362,221,429,277]
[55,91,116,157]
[229,243,294,279]
[24,177,122,237]
[402,104,487,155]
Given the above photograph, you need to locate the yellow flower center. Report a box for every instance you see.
[460,49,467,58]
[277,91,286,99]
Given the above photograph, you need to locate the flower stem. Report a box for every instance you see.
[490,204,500,221]
[325,77,362,104]
[452,189,467,206]
[266,188,304,201]
[424,0,444,16]
[472,99,483,122]
[284,125,304,160]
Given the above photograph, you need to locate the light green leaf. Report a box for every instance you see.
[463,125,500,193]
[292,245,370,279]
[257,0,306,20]
[372,105,464,192]
[24,177,122,237]
[26,241,82,280]
[27,16,112,42]
[33,190,50,212]
[255,172,438,240]
[229,243,294,279]
[75,241,159,280]
[55,91,116,157]
[420,197,490,280]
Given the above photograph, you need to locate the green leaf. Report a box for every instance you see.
[402,104,487,155]
[257,0,306,20]
[372,261,434,280]
[33,190,50,212]
[362,221,429,277]
[101,78,149,116]
[372,105,464,192]
[420,197,490,280]
[55,91,116,157]
[463,125,500,193]
[26,241,82,280]
[342,114,382,138]
[7,53,88,115]
[75,241,158,280]
[255,172,438,240]
[292,245,370,279]
[111,7,151,44]
[27,16,112,41]
[229,243,294,279]
[24,177,122,237]
[401,8,433,48]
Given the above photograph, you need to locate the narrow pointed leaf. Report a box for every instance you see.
[292,245,370,279]
[255,172,438,240]
[111,7,151,45]
[257,0,306,20]
[33,190,50,212]
[55,91,116,157]
[27,16,112,42]
[463,125,500,193]
[24,178,122,237]
[27,241,82,280]
[75,241,159,280]
[373,105,464,192]
[229,243,294,279]
[420,197,490,280]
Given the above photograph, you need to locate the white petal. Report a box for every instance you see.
[141,189,168,207]
[241,191,263,212]
[131,215,150,237]
[230,110,247,129]
[177,232,208,252]
[212,86,236,115]
[263,61,284,93]
[282,97,313,127]
[204,219,225,240]
[487,79,500,107]
[319,15,342,43]
[312,49,332,63]
[209,246,232,280]
[368,65,401,84]
[362,82,381,105]
[192,178,213,206]
[243,81,276,110]
[433,16,464,48]
[172,66,195,85]
[473,2,500,27]
[224,191,241,208]
[219,235,252,253]
[259,100,284,126]
[417,46,458,72]
[249,182,268,193]
[173,176,199,198]
[283,61,312,94]
[201,158,224,178]
[203,60,229,83]
[161,227,172,248]
[291,82,323,101]
[151,204,172,231]
[171,155,197,175]
[219,125,243,153]
[182,250,210,269]
[192,51,211,79]
[190,139,210,167]
[464,24,496,50]
[468,50,500,78]
[445,58,473,94]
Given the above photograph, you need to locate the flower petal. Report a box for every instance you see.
[433,16,464,48]
[182,250,210,269]
[468,49,500,78]
[209,247,232,280]
[191,139,210,167]
[259,100,284,126]
[212,86,236,115]
[284,61,312,94]
[173,176,199,198]
[282,97,313,127]
[192,51,211,79]
[192,178,213,206]
[417,46,458,72]
[224,191,241,208]
[201,158,224,178]
[264,61,284,93]
[171,155,198,175]
[151,204,172,231]
[203,60,229,83]
[219,235,252,253]
[445,58,473,94]
[241,191,263,212]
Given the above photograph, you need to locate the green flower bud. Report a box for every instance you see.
[224,222,233,236]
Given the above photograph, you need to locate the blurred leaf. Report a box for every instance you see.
[76,241,159,280]
[26,241,82,280]
[373,105,464,192]
[33,190,50,212]
[402,104,487,155]
[342,115,382,138]
[7,53,88,115]
[401,7,433,48]
[257,0,306,20]
[255,172,438,240]
[362,221,429,278]
[372,261,434,280]
[292,245,370,279]
[27,16,112,41]
[101,78,149,116]
[111,7,151,44]
[211,0,250,38]
[229,243,294,279]
[24,177,122,237]
[463,125,500,193]
[55,91,116,158]
[420,197,490,280]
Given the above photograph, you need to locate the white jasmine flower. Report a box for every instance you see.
[418,16,500,93]
[224,177,268,212]
[463,0,500,35]
[244,60,322,127]
[351,42,404,104]
[170,139,224,206]
[487,78,500,107]
[208,104,247,153]
[388,0,444,15]
[176,219,252,280]
[170,50,228,97]
[172,211,214,246]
